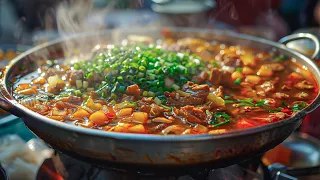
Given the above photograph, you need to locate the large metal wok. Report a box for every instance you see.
[0,28,320,173]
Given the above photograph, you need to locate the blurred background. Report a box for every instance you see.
[0,0,320,45]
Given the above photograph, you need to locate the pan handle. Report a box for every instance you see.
[279,33,320,60]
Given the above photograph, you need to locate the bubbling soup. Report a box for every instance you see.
[13,36,318,135]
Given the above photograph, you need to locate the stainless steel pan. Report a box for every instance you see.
[0,28,320,173]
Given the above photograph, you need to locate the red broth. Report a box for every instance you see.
[13,38,318,135]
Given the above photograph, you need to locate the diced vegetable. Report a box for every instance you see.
[241,53,256,67]
[208,129,226,134]
[154,97,162,105]
[153,117,172,123]
[85,98,102,111]
[18,88,38,95]
[231,71,244,80]
[257,66,273,77]
[89,111,109,126]
[128,124,146,133]
[47,75,65,88]
[76,80,82,88]
[114,101,137,109]
[206,94,225,107]
[234,78,242,85]
[242,66,254,75]
[172,84,180,90]
[52,109,67,116]
[177,90,190,97]
[132,112,149,124]
[32,77,46,85]
[83,81,89,88]
[72,109,90,119]
[117,108,133,117]
[245,75,262,84]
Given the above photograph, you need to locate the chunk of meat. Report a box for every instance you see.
[166,82,210,106]
[179,106,206,124]
[192,71,209,84]
[150,104,164,117]
[68,70,84,86]
[262,63,284,71]
[295,80,314,90]
[182,82,210,99]
[272,92,289,99]
[67,95,82,104]
[209,68,234,87]
[140,105,151,113]
[221,54,243,67]
[87,72,104,85]
[295,92,309,99]
[126,84,141,98]
[47,79,66,94]
[256,80,277,94]
[281,85,292,91]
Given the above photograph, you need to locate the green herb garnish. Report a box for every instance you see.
[114,101,137,109]
[234,78,242,85]
[269,107,283,113]
[74,44,205,98]
[210,112,231,127]
[236,67,243,72]
[281,101,288,108]
[292,102,308,112]
[275,55,289,62]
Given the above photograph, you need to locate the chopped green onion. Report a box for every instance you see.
[281,101,288,108]
[142,91,148,97]
[74,90,82,97]
[83,81,89,88]
[76,80,82,89]
[172,84,180,90]
[87,88,94,92]
[148,91,155,97]
[292,102,308,112]
[275,54,289,62]
[269,107,283,113]
[225,100,234,104]
[115,101,137,109]
[154,97,162,105]
[212,61,219,68]
[255,100,269,107]
[234,78,242,85]
[210,112,231,127]
[159,104,172,111]
[111,93,117,100]
[236,67,243,72]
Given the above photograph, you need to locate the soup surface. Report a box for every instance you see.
[13,36,318,135]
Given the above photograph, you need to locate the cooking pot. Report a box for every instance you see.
[0,28,319,174]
